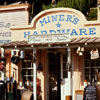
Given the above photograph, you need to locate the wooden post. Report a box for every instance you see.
[66,47,72,100]
[1,48,5,81]
[67,47,71,71]
[33,47,37,100]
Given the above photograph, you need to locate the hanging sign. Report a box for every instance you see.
[90,48,99,59]
[28,33,70,44]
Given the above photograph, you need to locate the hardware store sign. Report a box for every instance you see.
[12,8,99,42]
[27,8,97,43]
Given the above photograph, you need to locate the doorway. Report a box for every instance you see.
[48,52,61,100]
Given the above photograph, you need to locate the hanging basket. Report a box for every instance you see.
[90,48,99,60]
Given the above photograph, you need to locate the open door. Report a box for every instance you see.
[48,52,61,100]
[47,51,71,100]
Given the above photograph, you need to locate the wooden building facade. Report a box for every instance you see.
[1,6,100,100]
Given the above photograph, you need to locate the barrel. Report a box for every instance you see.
[21,90,33,100]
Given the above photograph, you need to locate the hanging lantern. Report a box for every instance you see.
[1,48,5,58]
[79,51,83,56]
[76,46,81,54]
[81,47,84,52]
[20,50,24,59]
[76,46,84,56]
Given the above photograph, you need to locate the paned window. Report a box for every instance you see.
[22,60,33,82]
[84,52,100,82]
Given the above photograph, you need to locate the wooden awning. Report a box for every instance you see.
[1,37,100,49]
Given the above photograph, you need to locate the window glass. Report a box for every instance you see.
[84,52,100,82]
[21,51,33,88]
[22,60,33,82]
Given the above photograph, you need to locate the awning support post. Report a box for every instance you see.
[33,47,37,100]
[67,47,71,71]
[1,48,5,81]
[66,47,72,100]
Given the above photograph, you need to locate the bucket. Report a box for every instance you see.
[66,96,72,100]
[21,90,33,100]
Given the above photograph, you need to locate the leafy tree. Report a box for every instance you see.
[87,9,97,20]
[42,0,90,15]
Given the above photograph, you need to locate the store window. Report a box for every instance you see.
[84,52,100,82]
[21,52,33,86]
[22,60,33,82]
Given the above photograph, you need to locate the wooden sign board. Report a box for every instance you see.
[28,33,70,44]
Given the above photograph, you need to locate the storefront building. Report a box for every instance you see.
[0,3,30,80]
[1,7,100,100]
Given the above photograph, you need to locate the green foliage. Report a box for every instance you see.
[42,0,90,15]
[56,0,68,7]
[42,4,52,10]
[42,0,97,21]
[74,0,90,15]
[87,9,97,21]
